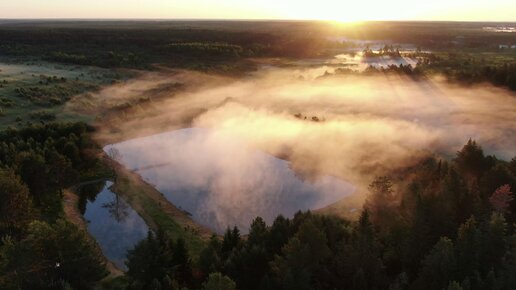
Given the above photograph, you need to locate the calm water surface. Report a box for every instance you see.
[105,128,355,233]
[80,181,148,270]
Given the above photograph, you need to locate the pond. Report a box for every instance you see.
[105,128,355,233]
[79,181,149,270]
[286,52,418,76]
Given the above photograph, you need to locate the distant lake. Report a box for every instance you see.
[105,128,354,233]
[80,181,148,270]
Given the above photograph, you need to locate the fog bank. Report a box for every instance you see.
[94,65,516,214]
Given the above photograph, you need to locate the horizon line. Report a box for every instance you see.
[0,18,515,24]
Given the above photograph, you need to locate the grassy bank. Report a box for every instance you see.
[109,160,211,256]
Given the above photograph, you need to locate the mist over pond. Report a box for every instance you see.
[105,128,355,233]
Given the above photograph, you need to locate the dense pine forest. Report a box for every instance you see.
[1,122,515,290]
[0,123,110,289]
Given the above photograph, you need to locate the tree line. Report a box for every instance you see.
[0,123,110,289]
[0,25,327,70]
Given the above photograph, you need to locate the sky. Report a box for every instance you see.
[1,0,515,22]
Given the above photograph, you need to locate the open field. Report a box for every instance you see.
[0,59,133,129]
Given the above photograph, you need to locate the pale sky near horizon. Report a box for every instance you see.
[1,0,515,22]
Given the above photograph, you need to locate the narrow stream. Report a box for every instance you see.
[79,181,148,270]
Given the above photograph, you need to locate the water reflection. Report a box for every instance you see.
[105,128,355,233]
[102,194,130,223]
[79,181,148,270]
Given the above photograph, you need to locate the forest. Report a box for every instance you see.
[0,22,325,71]
[0,123,110,289]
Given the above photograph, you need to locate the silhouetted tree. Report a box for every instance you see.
[413,237,456,290]
[202,272,236,290]
[489,184,514,214]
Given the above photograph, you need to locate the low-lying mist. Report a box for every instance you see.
[91,64,516,222]
[106,128,354,232]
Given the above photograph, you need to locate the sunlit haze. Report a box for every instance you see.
[1,0,516,21]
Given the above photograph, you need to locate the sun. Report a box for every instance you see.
[273,0,426,22]
[329,19,365,27]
